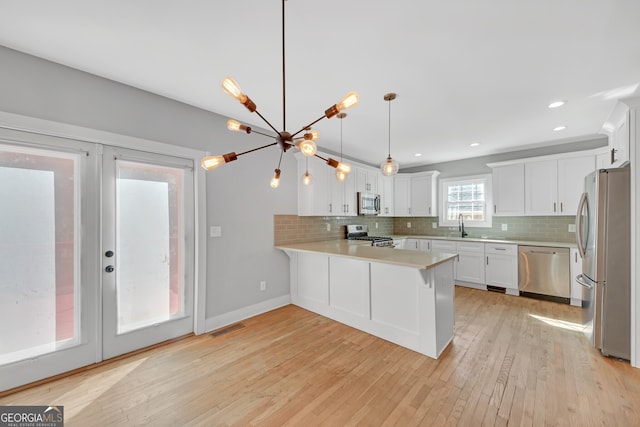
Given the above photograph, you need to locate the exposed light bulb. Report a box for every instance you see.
[380,156,399,176]
[336,170,347,181]
[303,171,312,185]
[270,169,281,188]
[304,130,320,141]
[298,139,317,157]
[336,162,351,174]
[337,92,359,111]
[201,152,238,170]
[221,77,244,101]
[226,119,251,133]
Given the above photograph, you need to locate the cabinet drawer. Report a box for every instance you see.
[431,241,456,252]
[456,241,484,253]
[485,243,517,256]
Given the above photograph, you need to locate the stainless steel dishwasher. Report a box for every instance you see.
[518,246,570,299]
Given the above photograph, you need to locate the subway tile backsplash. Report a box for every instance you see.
[274,215,576,245]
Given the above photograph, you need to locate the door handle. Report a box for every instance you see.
[575,192,588,259]
[575,274,593,289]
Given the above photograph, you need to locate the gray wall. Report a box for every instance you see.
[402,138,607,178]
[0,45,297,320]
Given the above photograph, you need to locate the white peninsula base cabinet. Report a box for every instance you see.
[279,244,456,359]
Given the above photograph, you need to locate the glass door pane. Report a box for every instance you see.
[0,146,79,365]
[102,147,194,359]
[116,161,185,333]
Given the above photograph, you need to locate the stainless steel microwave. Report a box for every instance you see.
[357,192,380,215]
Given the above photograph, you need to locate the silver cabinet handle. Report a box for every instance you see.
[560,202,563,212]
[329,203,332,213]
[553,202,557,212]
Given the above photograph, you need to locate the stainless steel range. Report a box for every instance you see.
[346,224,395,247]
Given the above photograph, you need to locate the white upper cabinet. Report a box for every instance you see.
[355,167,378,194]
[410,172,439,217]
[393,175,412,216]
[490,149,599,217]
[557,155,596,215]
[329,169,357,216]
[601,102,631,168]
[297,153,331,216]
[491,163,525,216]
[378,174,394,216]
[525,156,595,216]
[525,159,558,215]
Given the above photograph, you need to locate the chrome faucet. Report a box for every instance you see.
[458,214,468,238]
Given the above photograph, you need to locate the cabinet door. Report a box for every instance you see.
[379,174,394,216]
[297,156,331,216]
[410,175,433,216]
[403,238,420,250]
[455,242,485,284]
[355,168,378,194]
[485,244,518,290]
[329,171,356,216]
[610,110,630,167]
[394,176,411,216]
[569,248,582,307]
[525,160,558,215]
[492,164,524,216]
[557,155,595,215]
[418,239,431,252]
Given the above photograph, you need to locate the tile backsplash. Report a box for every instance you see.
[275,215,576,245]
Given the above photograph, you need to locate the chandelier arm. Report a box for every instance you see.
[236,141,278,157]
[291,115,327,138]
[247,128,278,138]
[253,109,281,134]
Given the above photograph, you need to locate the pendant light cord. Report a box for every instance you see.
[282,0,286,132]
[387,98,392,157]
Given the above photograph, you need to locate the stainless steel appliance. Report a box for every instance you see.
[575,167,630,359]
[357,192,380,216]
[518,246,570,299]
[346,224,394,247]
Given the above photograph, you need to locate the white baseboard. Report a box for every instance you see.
[204,294,291,333]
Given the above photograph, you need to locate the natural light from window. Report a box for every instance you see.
[439,174,492,228]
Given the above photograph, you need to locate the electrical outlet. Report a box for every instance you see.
[568,224,576,232]
[432,222,437,229]
[209,226,222,237]
[375,222,378,229]
[501,224,508,231]
[407,222,412,228]
[260,281,266,291]
[326,223,331,232]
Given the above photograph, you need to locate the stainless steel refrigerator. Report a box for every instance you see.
[575,167,630,360]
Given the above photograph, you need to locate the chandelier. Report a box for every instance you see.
[201,0,359,187]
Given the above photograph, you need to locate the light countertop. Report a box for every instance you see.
[389,235,576,248]
[276,240,458,270]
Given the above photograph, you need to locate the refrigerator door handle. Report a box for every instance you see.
[575,192,588,259]
[576,274,594,289]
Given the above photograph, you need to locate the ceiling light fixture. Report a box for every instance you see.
[548,100,567,109]
[380,93,399,176]
[469,142,480,147]
[553,125,567,131]
[201,0,359,186]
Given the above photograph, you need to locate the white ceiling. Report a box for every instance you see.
[1,0,639,168]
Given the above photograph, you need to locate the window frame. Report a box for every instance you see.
[438,174,493,228]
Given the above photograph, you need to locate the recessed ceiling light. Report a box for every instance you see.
[469,142,480,147]
[414,153,423,157]
[548,100,567,109]
[553,125,567,131]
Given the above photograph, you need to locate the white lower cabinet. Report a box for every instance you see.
[431,240,455,253]
[403,238,421,250]
[569,248,583,307]
[455,242,485,285]
[485,243,518,295]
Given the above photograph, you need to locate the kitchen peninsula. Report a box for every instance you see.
[276,240,457,359]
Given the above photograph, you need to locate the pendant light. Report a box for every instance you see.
[380,92,399,176]
[201,0,358,188]
[336,113,350,182]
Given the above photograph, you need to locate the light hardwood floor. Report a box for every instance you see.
[2,286,640,426]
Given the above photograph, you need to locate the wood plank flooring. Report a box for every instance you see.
[2,286,640,426]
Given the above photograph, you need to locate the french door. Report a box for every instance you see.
[0,127,198,392]
[101,146,195,359]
